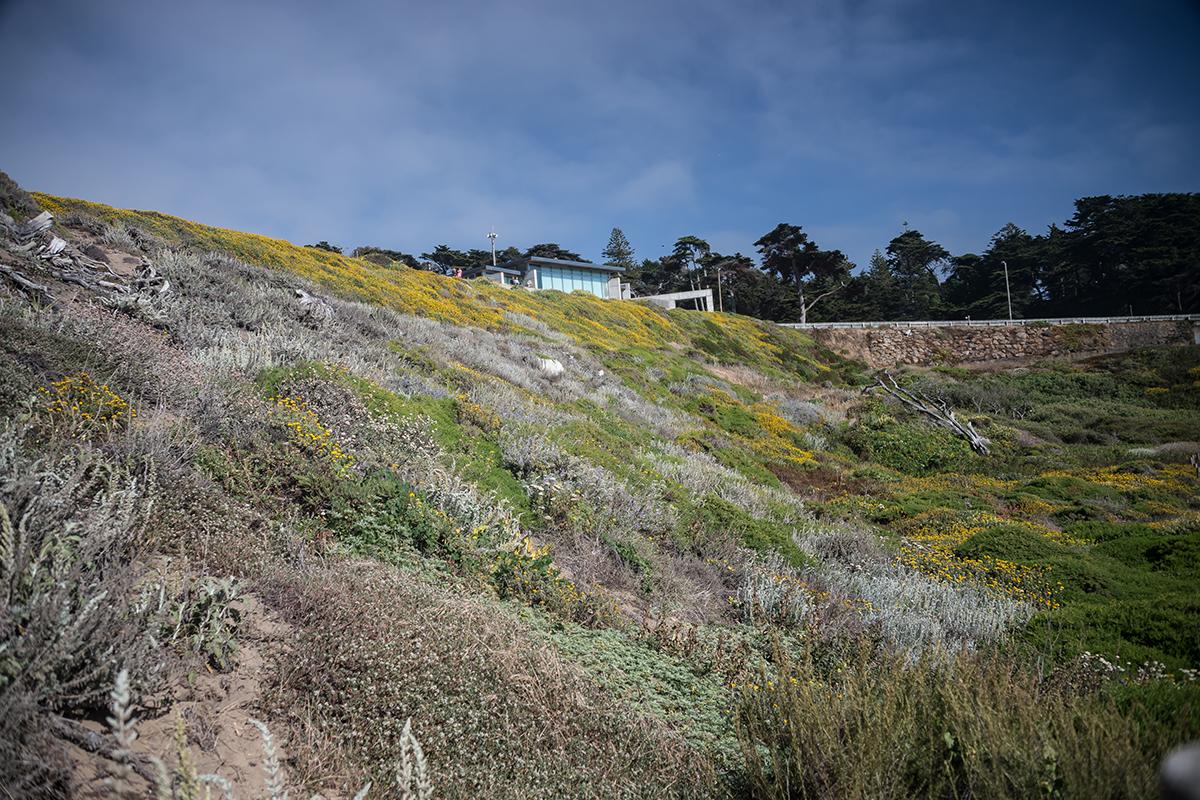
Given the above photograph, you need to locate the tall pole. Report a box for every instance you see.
[716,267,724,312]
[1001,259,1013,320]
[488,228,498,267]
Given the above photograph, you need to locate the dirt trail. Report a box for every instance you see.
[71,593,296,796]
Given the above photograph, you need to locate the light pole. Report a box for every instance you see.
[1001,259,1013,321]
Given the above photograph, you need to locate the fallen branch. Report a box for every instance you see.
[0,263,55,303]
[869,372,991,455]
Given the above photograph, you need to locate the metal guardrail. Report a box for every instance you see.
[779,314,1200,330]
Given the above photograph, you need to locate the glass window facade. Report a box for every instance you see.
[536,266,611,298]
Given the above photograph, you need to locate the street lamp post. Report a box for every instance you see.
[1001,259,1013,321]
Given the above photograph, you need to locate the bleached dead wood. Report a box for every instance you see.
[1,209,171,321]
[295,288,333,320]
[41,236,67,256]
[13,211,53,242]
[869,371,991,455]
[135,263,170,295]
[0,263,54,302]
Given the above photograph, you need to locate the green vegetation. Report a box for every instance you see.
[819,349,1200,666]
[1,195,1196,798]
[844,401,972,476]
[736,640,1184,800]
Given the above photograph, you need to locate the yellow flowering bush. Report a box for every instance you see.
[491,536,621,627]
[1011,494,1064,517]
[1045,465,1191,494]
[896,510,1064,608]
[454,392,501,433]
[751,405,795,438]
[37,373,135,435]
[748,403,815,465]
[272,395,354,475]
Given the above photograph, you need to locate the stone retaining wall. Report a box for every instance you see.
[809,320,1197,368]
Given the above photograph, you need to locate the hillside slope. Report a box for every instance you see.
[1,182,1197,798]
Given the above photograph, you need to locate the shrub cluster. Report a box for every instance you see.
[736,640,1174,800]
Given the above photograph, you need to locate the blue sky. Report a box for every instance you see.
[1,0,1197,269]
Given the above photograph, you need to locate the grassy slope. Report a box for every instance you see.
[33,193,846,380]
[25,193,1200,668]
[3,193,1197,798]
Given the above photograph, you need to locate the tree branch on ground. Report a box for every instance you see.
[868,372,991,454]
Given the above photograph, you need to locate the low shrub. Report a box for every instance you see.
[36,372,137,438]
[953,522,1071,563]
[325,471,619,626]
[491,537,622,627]
[1064,520,1157,542]
[679,495,806,566]
[0,432,160,794]
[326,472,446,559]
[0,437,157,713]
[845,404,971,476]
[262,564,711,798]
[535,618,741,776]
[158,575,243,671]
[736,640,1177,800]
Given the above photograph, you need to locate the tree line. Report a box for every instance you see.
[316,192,1198,322]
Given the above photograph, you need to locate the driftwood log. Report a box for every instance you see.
[869,372,991,455]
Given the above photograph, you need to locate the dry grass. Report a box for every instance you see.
[737,640,1174,800]
[260,560,714,799]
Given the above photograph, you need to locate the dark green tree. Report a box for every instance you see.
[885,229,949,319]
[420,245,471,275]
[524,243,587,261]
[717,254,763,316]
[944,224,1048,319]
[671,235,711,291]
[627,255,685,296]
[754,223,852,324]
[305,241,342,254]
[601,228,637,269]
[858,249,900,320]
[1043,194,1200,315]
[351,246,421,269]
